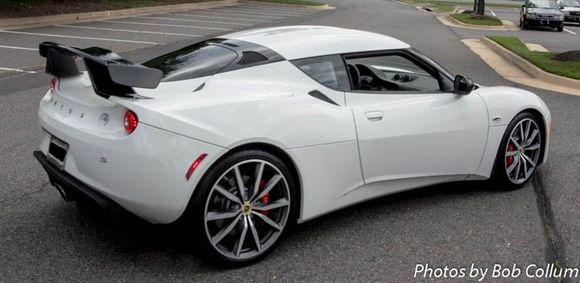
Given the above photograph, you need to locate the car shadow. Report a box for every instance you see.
[524,26,562,32]
[62,178,515,270]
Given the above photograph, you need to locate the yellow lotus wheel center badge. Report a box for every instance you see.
[242,202,252,214]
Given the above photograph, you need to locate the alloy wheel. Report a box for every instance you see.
[203,159,291,260]
[504,118,542,184]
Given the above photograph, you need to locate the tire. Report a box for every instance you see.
[557,25,564,32]
[491,112,543,190]
[188,150,297,267]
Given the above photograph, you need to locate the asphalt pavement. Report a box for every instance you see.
[0,2,318,74]
[454,6,580,52]
[0,0,579,281]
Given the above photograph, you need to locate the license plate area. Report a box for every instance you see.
[48,136,69,170]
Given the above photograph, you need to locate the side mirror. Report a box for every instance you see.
[453,75,475,95]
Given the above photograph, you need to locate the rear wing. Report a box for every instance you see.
[39,42,162,98]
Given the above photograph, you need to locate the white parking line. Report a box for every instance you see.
[210,7,300,17]
[0,67,37,74]
[136,16,253,26]
[0,30,158,44]
[173,13,268,22]
[0,45,38,51]
[487,7,496,17]
[104,20,232,31]
[564,28,577,35]
[54,25,202,37]
[222,6,311,15]
[196,10,286,19]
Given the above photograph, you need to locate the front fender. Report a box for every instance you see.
[476,86,551,166]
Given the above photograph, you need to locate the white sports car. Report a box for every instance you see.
[35,26,551,266]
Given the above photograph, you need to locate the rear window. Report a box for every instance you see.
[143,41,237,82]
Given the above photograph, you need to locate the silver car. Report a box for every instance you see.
[520,0,565,31]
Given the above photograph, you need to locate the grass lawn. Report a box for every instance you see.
[402,0,520,12]
[451,13,502,26]
[0,0,206,17]
[488,36,580,80]
[252,0,325,6]
[0,0,325,17]
[403,0,456,12]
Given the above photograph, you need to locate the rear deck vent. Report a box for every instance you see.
[238,51,268,65]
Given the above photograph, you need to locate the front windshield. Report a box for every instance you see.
[561,0,580,7]
[529,0,560,8]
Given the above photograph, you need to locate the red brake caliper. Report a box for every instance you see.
[258,180,270,217]
[506,143,515,166]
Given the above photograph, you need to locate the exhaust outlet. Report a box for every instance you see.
[53,182,73,202]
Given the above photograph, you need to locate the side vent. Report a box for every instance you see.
[238,51,268,65]
[193,82,205,92]
[308,90,339,106]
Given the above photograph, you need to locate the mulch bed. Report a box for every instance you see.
[552,51,580,62]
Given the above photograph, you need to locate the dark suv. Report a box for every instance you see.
[520,0,565,31]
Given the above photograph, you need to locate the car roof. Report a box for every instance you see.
[222,25,411,60]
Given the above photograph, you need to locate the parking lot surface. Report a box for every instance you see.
[0,2,318,74]
[453,6,580,52]
[1,0,579,281]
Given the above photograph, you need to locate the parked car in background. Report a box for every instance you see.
[520,0,565,31]
[558,0,580,23]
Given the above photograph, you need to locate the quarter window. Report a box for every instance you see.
[291,55,350,91]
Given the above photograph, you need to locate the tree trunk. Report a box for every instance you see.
[473,0,477,13]
[475,0,486,15]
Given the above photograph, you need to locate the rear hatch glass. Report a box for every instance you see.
[143,41,237,82]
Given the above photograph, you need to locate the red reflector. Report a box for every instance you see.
[123,110,138,134]
[186,153,208,181]
[50,78,57,92]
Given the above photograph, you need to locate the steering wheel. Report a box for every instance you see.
[355,64,400,91]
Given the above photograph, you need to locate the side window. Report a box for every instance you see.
[291,55,350,91]
[344,53,441,93]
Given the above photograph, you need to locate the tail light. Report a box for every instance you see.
[123,110,138,134]
[49,78,57,92]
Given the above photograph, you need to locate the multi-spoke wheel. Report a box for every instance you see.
[493,113,543,189]
[190,150,296,266]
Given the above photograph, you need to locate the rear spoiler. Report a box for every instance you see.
[39,42,162,98]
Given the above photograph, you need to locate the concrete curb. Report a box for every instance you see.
[442,15,518,31]
[462,39,579,96]
[481,37,580,90]
[0,0,239,30]
[243,0,335,10]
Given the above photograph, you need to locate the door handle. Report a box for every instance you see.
[365,111,383,121]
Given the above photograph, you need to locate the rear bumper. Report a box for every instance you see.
[38,90,225,223]
[34,150,122,212]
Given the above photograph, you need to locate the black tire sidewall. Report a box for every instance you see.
[189,149,298,267]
